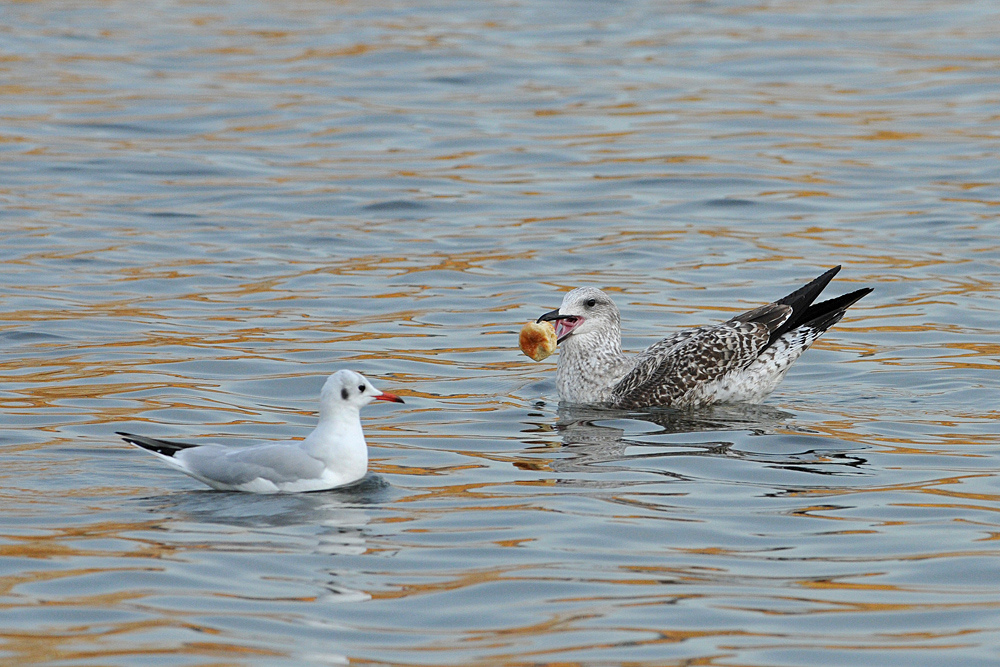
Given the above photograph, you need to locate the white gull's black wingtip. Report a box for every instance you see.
[118,431,200,457]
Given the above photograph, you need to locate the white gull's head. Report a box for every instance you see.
[319,369,404,418]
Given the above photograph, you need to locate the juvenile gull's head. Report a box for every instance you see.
[537,286,621,344]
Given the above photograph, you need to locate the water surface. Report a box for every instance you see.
[2,0,1000,665]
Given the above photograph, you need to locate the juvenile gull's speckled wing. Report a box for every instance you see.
[610,303,792,409]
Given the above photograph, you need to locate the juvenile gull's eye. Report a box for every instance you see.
[585,298,597,308]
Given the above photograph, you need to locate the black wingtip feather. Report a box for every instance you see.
[774,266,840,309]
[768,266,861,346]
[798,287,873,334]
[117,431,200,457]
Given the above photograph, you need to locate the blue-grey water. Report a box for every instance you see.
[3,0,1000,665]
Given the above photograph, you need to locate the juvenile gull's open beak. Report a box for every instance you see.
[536,308,562,324]
[537,309,583,343]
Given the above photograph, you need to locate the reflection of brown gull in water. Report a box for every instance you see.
[556,403,795,444]
[536,266,872,409]
[534,404,866,478]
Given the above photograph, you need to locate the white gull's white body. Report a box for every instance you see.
[119,370,403,494]
[537,267,872,410]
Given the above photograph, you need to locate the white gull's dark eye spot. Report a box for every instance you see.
[341,388,349,400]
[358,384,366,392]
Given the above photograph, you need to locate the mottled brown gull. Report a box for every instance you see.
[536,266,871,409]
[118,370,404,493]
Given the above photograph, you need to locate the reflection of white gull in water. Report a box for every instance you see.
[537,266,872,409]
[119,370,403,494]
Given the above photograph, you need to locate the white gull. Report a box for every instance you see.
[118,369,403,493]
[536,266,872,409]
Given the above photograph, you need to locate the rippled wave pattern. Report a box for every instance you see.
[2,0,1000,665]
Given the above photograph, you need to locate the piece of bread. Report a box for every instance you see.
[519,321,557,361]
